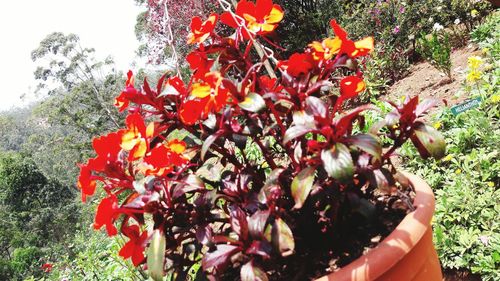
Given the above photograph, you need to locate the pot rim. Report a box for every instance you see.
[315,172,435,281]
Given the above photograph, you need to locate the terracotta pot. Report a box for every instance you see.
[315,173,443,281]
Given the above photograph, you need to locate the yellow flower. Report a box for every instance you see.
[466,70,482,83]
[467,56,483,70]
[433,122,442,130]
[471,9,478,18]
[491,94,500,104]
[455,169,462,174]
[487,182,495,188]
[442,154,453,162]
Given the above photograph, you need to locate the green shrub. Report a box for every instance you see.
[401,21,500,277]
[417,31,452,78]
[11,247,44,279]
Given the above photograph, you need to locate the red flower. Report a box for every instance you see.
[91,131,123,170]
[163,76,188,97]
[330,20,374,58]
[180,72,233,125]
[41,263,53,273]
[259,75,284,92]
[114,70,137,112]
[340,76,366,99]
[278,53,316,77]
[140,140,188,176]
[119,225,149,266]
[94,194,120,236]
[187,13,218,45]
[187,51,214,80]
[120,113,156,161]
[334,76,367,111]
[221,0,284,38]
[77,164,96,202]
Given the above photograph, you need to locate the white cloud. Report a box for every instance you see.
[0,0,145,111]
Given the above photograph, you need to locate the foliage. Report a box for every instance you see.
[78,1,445,280]
[417,31,452,79]
[45,202,146,281]
[26,32,126,186]
[402,17,500,279]
[471,11,500,60]
[0,152,79,280]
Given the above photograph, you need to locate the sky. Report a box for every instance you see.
[0,0,145,111]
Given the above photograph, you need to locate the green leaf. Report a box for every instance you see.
[147,230,166,281]
[411,122,446,160]
[239,93,266,112]
[291,167,316,209]
[264,217,295,257]
[321,143,354,182]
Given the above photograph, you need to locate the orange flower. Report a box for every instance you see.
[309,37,342,61]
[187,13,218,45]
[180,72,233,125]
[120,113,156,161]
[221,0,283,37]
[330,20,374,58]
[140,140,188,176]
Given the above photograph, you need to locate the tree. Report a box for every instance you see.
[28,32,127,185]
[0,152,79,280]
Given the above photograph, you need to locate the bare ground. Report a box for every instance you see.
[385,44,482,109]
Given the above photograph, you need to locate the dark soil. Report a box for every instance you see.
[442,269,482,281]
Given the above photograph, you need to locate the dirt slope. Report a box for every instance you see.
[386,44,482,107]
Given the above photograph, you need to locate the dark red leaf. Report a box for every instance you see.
[248,210,270,239]
[264,217,295,257]
[347,134,382,160]
[415,98,438,117]
[229,205,249,241]
[202,244,240,272]
[240,261,269,281]
[291,167,316,209]
[305,96,328,118]
[411,122,446,160]
[172,174,205,199]
[245,240,272,259]
[321,143,354,182]
[283,125,315,144]
[202,131,223,160]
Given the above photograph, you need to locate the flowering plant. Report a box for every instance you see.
[78,0,445,279]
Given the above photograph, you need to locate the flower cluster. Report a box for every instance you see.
[78,0,445,279]
[466,56,483,83]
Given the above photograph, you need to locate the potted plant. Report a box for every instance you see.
[77,0,446,280]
